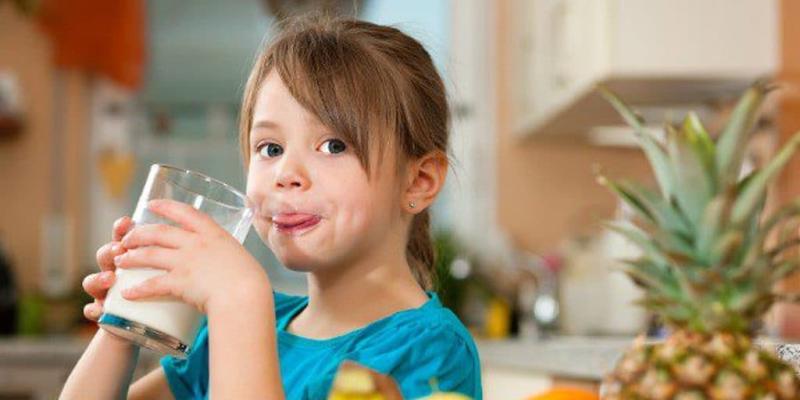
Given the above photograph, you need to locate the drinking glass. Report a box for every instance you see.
[99,164,253,358]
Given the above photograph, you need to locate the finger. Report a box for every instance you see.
[114,246,178,271]
[96,242,126,272]
[83,301,103,321]
[147,199,221,235]
[122,274,175,301]
[82,271,116,300]
[112,216,134,242]
[121,223,191,250]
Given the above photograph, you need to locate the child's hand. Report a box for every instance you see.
[114,199,268,313]
[82,216,134,321]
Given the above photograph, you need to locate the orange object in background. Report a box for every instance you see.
[37,0,145,90]
[527,387,598,400]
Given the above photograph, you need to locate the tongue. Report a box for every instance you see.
[276,214,315,226]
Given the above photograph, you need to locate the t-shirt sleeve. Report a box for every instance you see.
[159,318,210,399]
[346,322,482,399]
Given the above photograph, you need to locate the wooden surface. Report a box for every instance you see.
[0,3,89,294]
[775,0,800,338]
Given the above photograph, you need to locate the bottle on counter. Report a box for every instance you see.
[0,234,18,335]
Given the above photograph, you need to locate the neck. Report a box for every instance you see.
[306,252,427,322]
[288,237,429,338]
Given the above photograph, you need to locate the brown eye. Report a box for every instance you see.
[320,139,347,154]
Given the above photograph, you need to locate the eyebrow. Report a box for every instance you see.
[252,120,280,131]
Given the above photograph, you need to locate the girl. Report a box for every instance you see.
[61,15,482,400]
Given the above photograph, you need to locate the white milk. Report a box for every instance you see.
[104,267,203,346]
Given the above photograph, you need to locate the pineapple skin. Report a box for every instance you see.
[602,331,799,400]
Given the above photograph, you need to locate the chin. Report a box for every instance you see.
[275,252,323,272]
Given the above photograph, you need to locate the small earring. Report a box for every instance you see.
[409,201,416,209]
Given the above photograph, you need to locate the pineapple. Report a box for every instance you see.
[597,80,800,400]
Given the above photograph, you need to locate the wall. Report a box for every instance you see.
[493,0,653,253]
[775,0,800,337]
[0,3,89,294]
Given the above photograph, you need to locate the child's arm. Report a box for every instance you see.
[62,216,173,399]
[58,329,140,400]
[60,328,174,400]
[206,289,284,399]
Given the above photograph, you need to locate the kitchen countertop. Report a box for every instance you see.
[477,336,800,382]
[0,334,160,400]
[3,334,799,383]
[0,335,160,365]
[0,335,95,366]
[477,336,631,381]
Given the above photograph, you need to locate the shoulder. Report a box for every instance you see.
[366,294,478,353]
[348,295,482,398]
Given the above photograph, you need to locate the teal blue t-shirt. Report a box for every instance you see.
[160,291,483,399]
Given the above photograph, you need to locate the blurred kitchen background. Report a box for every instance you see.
[2,0,800,398]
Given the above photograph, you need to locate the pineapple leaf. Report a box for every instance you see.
[604,221,671,267]
[596,175,656,223]
[771,259,800,282]
[636,222,697,263]
[667,123,715,225]
[617,179,692,236]
[766,238,800,263]
[598,85,675,200]
[605,221,696,267]
[731,132,800,226]
[738,193,770,267]
[683,112,718,189]
[696,193,734,259]
[616,259,680,298]
[715,80,773,185]
[709,230,743,267]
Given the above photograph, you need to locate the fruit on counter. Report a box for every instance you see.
[417,378,472,400]
[596,81,800,400]
[328,361,402,400]
[527,387,599,400]
[328,365,383,400]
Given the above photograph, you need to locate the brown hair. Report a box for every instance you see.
[238,15,450,289]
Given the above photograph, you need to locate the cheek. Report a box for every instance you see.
[245,165,272,205]
[330,182,393,235]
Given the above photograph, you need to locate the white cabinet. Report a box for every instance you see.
[483,364,552,399]
[509,0,779,139]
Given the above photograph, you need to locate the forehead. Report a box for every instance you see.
[251,72,323,129]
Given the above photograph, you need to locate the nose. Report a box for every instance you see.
[274,155,310,192]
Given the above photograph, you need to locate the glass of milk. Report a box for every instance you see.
[99,164,253,358]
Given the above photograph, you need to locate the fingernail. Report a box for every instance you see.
[111,244,121,253]
[101,271,113,283]
[114,255,123,265]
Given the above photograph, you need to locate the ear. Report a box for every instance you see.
[404,151,448,214]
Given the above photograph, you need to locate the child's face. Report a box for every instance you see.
[246,72,406,273]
